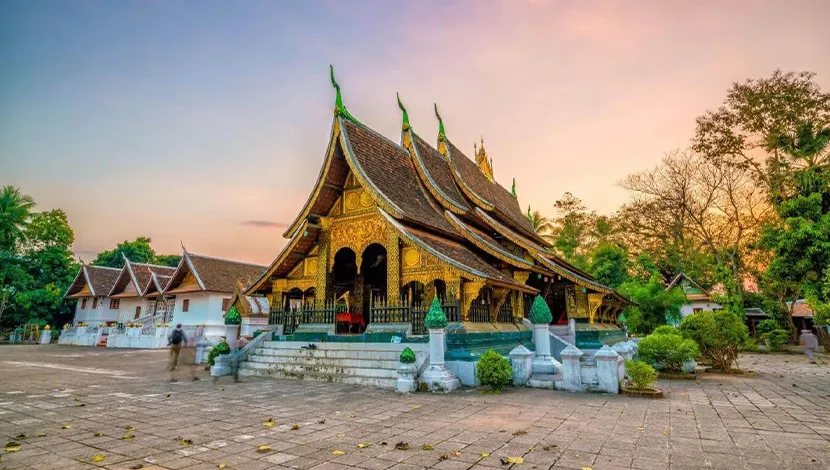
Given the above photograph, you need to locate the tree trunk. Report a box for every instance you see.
[817,328,830,353]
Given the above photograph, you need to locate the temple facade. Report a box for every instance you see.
[245,68,629,349]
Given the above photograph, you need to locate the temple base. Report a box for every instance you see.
[420,365,460,393]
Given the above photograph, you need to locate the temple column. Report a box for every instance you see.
[512,271,530,321]
[315,218,332,308]
[386,229,400,303]
[588,293,604,324]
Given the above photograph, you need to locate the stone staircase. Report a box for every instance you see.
[239,341,428,389]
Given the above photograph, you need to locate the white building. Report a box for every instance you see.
[163,250,267,340]
[107,257,177,324]
[64,265,122,324]
[667,272,721,319]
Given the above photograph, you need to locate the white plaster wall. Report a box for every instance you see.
[116,298,145,323]
[680,300,722,318]
[73,298,120,324]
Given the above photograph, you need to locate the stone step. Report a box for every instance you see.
[253,347,403,361]
[245,354,399,371]
[240,359,399,379]
[238,364,397,388]
[261,341,427,352]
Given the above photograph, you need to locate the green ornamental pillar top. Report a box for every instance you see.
[424,296,449,330]
[224,305,242,325]
[529,295,553,325]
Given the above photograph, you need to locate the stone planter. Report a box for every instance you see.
[210,354,232,377]
[396,363,418,393]
[621,387,664,398]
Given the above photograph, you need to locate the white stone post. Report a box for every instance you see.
[509,345,533,386]
[532,324,558,374]
[421,329,460,392]
[594,345,621,394]
[396,363,418,393]
[560,344,584,392]
[39,328,52,345]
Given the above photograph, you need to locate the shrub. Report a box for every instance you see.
[476,350,513,393]
[529,295,552,324]
[625,360,657,390]
[680,310,749,371]
[761,329,790,352]
[756,319,780,336]
[400,347,416,364]
[652,325,681,336]
[207,341,231,366]
[636,333,699,372]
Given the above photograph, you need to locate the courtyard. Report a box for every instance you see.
[0,346,828,470]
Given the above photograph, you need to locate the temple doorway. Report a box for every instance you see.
[360,243,387,325]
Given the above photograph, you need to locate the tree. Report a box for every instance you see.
[0,185,35,252]
[618,274,687,335]
[693,69,830,202]
[92,237,156,267]
[588,244,629,288]
[546,192,594,268]
[526,207,553,236]
[153,254,182,268]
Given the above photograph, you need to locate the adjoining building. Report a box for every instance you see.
[63,264,122,325]
[107,256,177,324]
[667,272,722,320]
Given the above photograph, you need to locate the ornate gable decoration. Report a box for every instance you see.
[474,138,494,181]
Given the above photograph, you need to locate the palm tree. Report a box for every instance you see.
[527,206,554,237]
[0,185,36,252]
[777,123,830,195]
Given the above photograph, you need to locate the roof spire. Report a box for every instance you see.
[475,136,494,181]
[434,103,446,141]
[329,65,358,122]
[396,93,410,131]
[527,205,532,220]
[511,178,517,198]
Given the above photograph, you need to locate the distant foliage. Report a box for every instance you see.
[476,350,513,393]
[619,274,686,334]
[652,325,681,336]
[761,329,790,352]
[680,310,749,371]
[625,360,657,390]
[636,333,698,372]
[92,236,181,268]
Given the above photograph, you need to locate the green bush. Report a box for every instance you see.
[636,333,699,372]
[625,360,657,390]
[680,310,749,371]
[207,341,231,366]
[756,319,780,336]
[476,350,513,393]
[761,329,790,352]
[652,325,681,336]
[399,347,416,364]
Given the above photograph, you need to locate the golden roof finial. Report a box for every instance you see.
[475,136,494,181]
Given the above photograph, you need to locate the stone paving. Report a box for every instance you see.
[0,345,829,470]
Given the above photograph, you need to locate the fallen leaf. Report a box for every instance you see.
[663,430,671,436]
[4,442,22,452]
[14,434,26,440]
[336,433,345,438]
[636,427,645,431]
[36,433,46,437]
[220,387,225,391]
[394,441,410,450]
[581,468,592,470]
[381,441,388,446]
[166,394,171,398]
[58,387,65,391]
[528,446,536,451]
[256,445,272,453]
[121,433,134,440]
[77,403,85,407]
[542,445,557,451]
[501,456,524,464]
[318,419,326,424]
[73,397,80,401]
[347,414,356,418]
[412,405,422,409]
[94,433,105,437]
[180,438,193,447]
[91,454,106,462]
[357,443,372,448]
[290,424,300,430]
[217,464,227,469]
[124,426,135,431]
[61,424,72,429]
[480,452,490,457]
[262,419,276,428]
[512,430,528,436]
[333,450,345,455]
[130,464,144,469]
[422,444,434,450]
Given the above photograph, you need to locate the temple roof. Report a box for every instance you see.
[381,210,536,293]
[109,260,177,298]
[246,220,320,294]
[444,211,539,273]
[409,133,471,215]
[64,265,121,299]
[443,140,548,245]
[165,251,267,294]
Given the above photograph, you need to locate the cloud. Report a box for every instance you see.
[240,220,289,229]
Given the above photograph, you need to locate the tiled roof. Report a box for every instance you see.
[411,133,470,213]
[65,265,122,298]
[187,253,268,293]
[444,140,546,244]
[444,211,537,271]
[788,300,814,318]
[131,263,177,292]
[245,222,320,295]
[342,119,456,236]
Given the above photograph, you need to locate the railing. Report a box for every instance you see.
[371,299,468,335]
[496,299,514,323]
[468,303,490,323]
[268,304,336,335]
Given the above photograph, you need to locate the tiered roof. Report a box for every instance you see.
[165,250,267,295]
[64,265,122,298]
[247,67,626,301]
[108,257,177,298]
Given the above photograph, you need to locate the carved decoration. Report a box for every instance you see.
[387,228,400,302]
[315,230,330,307]
[565,285,577,316]
[402,247,421,268]
[329,213,386,264]
[462,280,485,320]
[304,257,318,277]
[588,293,604,324]
[490,287,510,318]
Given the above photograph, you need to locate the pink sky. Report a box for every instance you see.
[2,0,829,265]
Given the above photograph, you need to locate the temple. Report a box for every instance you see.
[244,67,630,355]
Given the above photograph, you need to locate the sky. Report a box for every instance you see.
[1,0,829,265]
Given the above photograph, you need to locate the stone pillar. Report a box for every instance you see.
[420,328,460,392]
[528,295,560,385]
[315,227,330,308]
[386,230,400,303]
[396,363,418,393]
[560,344,584,392]
[594,345,621,394]
[39,328,52,345]
[509,345,533,386]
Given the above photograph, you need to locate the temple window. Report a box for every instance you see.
[109,299,120,309]
[221,298,230,312]
[182,299,190,312]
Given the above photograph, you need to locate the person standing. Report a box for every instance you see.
[800,329,819,364]
[168,324,187,381]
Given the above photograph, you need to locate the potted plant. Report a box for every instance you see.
[396,347,418,393]
[208,338,232,377]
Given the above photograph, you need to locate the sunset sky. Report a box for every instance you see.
[2,0,829,265]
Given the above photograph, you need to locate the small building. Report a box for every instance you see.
[787,299,816,332]
[64,265,122,324]
[107,257,177,324]
[667,272,721,319]
[163,249,267,340]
